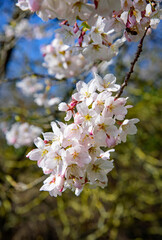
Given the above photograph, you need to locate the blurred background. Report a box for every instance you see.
[0,1,162,239]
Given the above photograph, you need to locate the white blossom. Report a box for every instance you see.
[94,73,120,92]
[42,34,86,79]
[14,0,153,198]
[27,70,140,196]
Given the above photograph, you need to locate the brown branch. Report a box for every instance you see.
[0,9,30,80]
[115,26,150,99]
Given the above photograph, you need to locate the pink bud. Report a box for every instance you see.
[70,100,78,108]
[59,187,63,192]
[78,31,85,47]
[89,130,93,136]
[73,22,79,34]
[60,20,69,26]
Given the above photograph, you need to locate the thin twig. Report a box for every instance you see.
[6,174,46,192]
[1,72,66,84]
[115,26,150,99]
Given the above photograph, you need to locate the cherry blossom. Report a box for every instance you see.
[40,174,63,197]
[72,80,97,106]
[27,72,139,196]
[94,73,120,92]
[15,0,161,197]
[42,34,86,79]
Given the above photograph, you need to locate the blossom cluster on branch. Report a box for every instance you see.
[16,0,161,62]
[4,18,48,39]
[16,76,61,107]
[13,0,162,196]
[27,73,139,196]
[42,34,87,79]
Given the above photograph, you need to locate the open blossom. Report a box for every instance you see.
[94,115,118,147]
[104,16,125,33]
[90,16,106,44]
[76,102,97,129]
[6,123,42,148]
[26,137,51,173]
[103,96,132,121]
[40,174,63,197]
[55,25,79,46]
[82,42,111,62]
[117,118,140,143]
[92,91,112,114]
[72,79,97,106]
[87,158,114,184]
[27,71,139,197]
[81,30,126,62]
[94,73,120,92]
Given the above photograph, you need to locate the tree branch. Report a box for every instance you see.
[115,26,150,99]
[1,72,66,84]
[0,9,30,80]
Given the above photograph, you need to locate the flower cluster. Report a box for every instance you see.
[16,0,161,62]
[42,34,87,79]
[4,19,48,40]
[16,0,96,22]
[6,122,42,148]
[17,76,61,107]
[15,0,160,197]
[27,73,139,196]
[34,93,61,108]
[119,0,161,42]
[16,76,44,96]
